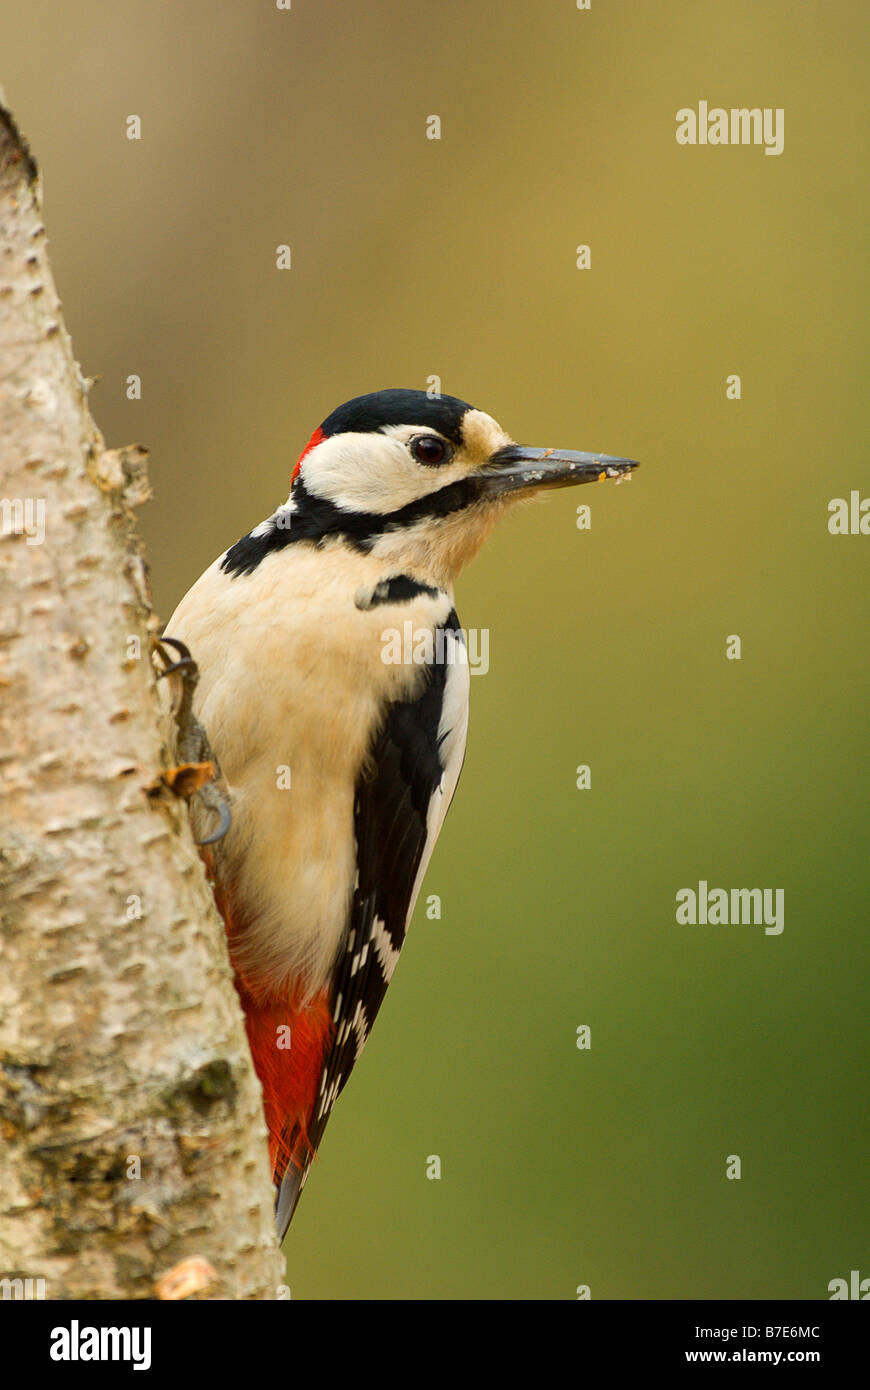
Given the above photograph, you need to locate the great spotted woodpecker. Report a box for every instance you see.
[165,388,637,1239]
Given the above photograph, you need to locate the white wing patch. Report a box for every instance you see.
[371,914,401,983]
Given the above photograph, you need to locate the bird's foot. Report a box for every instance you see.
[151,635,232,845]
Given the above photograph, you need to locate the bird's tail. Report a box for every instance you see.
[210,869,333,1238]
[239,983,333,1190]
[275,1159,307,1241]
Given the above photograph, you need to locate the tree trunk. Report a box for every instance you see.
[0,99,283,1299]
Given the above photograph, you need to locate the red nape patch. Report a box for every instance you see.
[290,426,325,485]
[239,983,333,1183]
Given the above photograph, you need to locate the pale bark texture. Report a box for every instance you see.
[0,99,284,1298]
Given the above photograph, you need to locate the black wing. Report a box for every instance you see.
[276,613,467,1236]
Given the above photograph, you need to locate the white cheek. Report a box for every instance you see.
[302,433,466,514]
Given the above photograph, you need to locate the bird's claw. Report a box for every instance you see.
[153,636,198,686]
[195,788,232,846]
[151,634,232,846]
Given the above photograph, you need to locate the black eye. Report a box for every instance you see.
[410,434,451,466]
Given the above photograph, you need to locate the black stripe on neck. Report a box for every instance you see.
[220,476,481,578]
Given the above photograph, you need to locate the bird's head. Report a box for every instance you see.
[225,388,637,586]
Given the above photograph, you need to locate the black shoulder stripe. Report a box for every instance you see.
[355,574,442,610]
[220,530,276,578]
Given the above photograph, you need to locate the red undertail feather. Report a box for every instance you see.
[212,870,333,1182]
[239,984,333,1180]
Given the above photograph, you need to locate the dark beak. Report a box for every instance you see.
[477,444,638,499]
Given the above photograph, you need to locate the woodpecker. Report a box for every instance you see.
[164,388,637,1240]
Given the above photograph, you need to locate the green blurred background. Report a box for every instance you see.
[6,1,867,1298]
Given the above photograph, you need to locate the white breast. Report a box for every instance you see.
[165,541,463,999]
